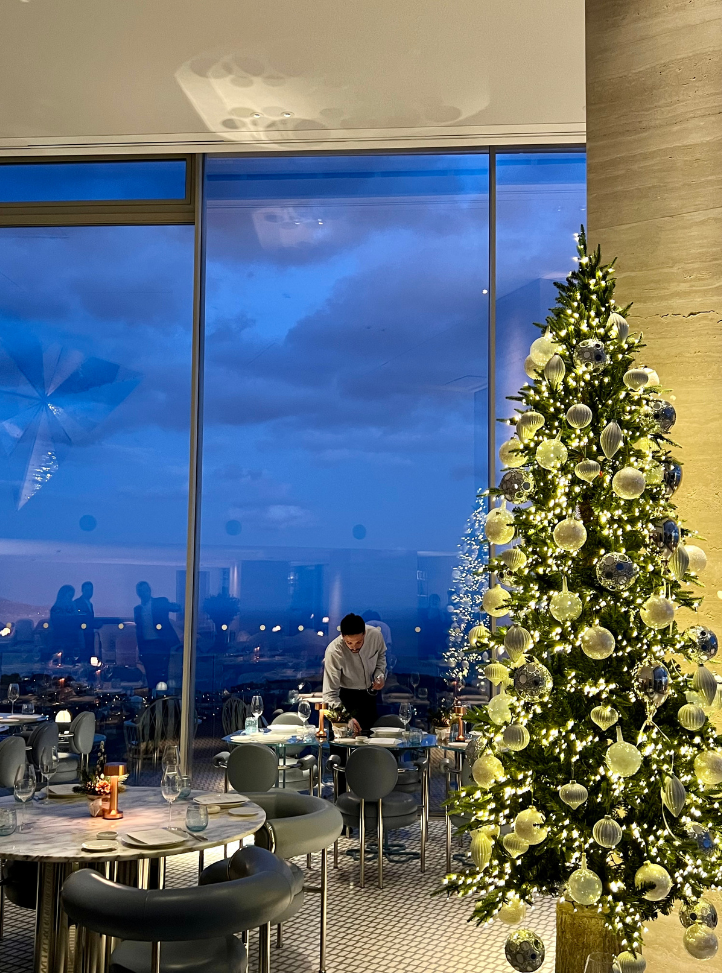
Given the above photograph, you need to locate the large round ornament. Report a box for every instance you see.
[683,924,718,961]
[470,828,494,871]
[687,626,718,661]
[499,548,528,573]
[574,339,608,370]
[635,862,672,901]
[514,808,548,845]
[485,503,516,545]
[640,593,675,630]
[566,403,593,429]
[529,330,560,366]
[641,366,660,386]
[513,660,553,700]
[504,625,533,661]
[591,704,619,731]
[608,312,629,341]
[483,586,511,618]
[524,355,540,380]
[497,898,527,925]
[669,544,689,581]
[661,459,683,497]
[544,354,565,388]
[678,702,706,731]
[596,552,639,591]
[680,899,718,930]
[607,727,642,777]
[500,469,535,504]
[558,780,588,810]
[553,516,587,552]
[487,689,513,725]
[517,411,546,441]
[503,724,530,751]
[503,832,530,858]
[575,458,601,482]
[472,751,505,789]
[692,665,718,706]
[550,579,582,622]
[615,952,646,973]
[687,823,715,858]
[633,661,671,709]
[612,467,646,500]
[499,438,526,469]
[468,624,489,648]
[650,398,677,433]
[694,750,722,786]
[623,368,649,391]
[568,854,602,905]
[593,815,622,849]
[661,774,686,817]
[504,929,545,972]
[650,518,680,556]
[536,437,568,471]
[581,625,615,660]
[685,544,706,573]
[600,420,624,459]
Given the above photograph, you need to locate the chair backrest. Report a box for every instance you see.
[62,846,294,940]
[271,713,304,726]
[28,721,59,768]
[68,711,96,755]
[226,743,278,793]
[0,735,27,788]
[222,696,248,736]
[345,746,398,801]
[373,714,405,729]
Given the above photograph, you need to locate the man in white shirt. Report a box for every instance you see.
[323,613,387,734]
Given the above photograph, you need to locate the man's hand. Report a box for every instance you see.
[373,673,385,690]
[350,718,363,735]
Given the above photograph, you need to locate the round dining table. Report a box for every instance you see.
[0,786,266,973]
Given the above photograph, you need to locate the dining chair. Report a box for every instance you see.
[216,741,317,794]
[0,735,31,940]
[27,720,59,771]
[371,716,425,797]
[61,845,295,973]
[334,746,422,889]
[52,711,96,783]
[222,695,249,736]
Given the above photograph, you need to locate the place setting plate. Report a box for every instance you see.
[194,792,249,807]
[120,829,189,849]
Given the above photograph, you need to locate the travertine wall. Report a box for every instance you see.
[586,0,722,637]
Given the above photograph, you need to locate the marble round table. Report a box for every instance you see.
[0,787,266,973]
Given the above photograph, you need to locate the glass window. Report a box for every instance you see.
[201,153,489,727]
[495,152,586,480]
[0,223,193,777]
[0,160,187,202]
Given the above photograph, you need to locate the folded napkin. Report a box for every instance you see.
[194,792,248,806]
[125,829,182,847]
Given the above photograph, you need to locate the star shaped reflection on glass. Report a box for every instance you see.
[0,330,140,508]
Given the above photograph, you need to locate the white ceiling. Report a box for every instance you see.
[0,0,585,156]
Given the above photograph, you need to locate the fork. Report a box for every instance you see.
[168,826,209,843]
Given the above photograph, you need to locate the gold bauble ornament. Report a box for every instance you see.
[683,924,719,961]
[694,750,722,786]
[634,861,672,901]
[484,662,510,687]
[686,545,707,574]
[669,544,689,581]
[529,329,561,366]
[575,458,601,483]
[485,501,516,545]
[470,828,494,871]
[472,751,505,789]
[661,774,686,817]
[612,467,646,500]
[600,420,624,459]
[504,625,533,661]
[558,780,588,810]
[615,951,646,973]
[468,624,489,649]
[502,832,529,858]
[607,726,642,777]
[524,355,541,380]
[591,704,619,731]
[544,354,566,388]
[640,593,676,630]
[692,664,718,706]
[517,411,546,441]
[566,403,593,429]
[483,586,511,618]
[580,625,615,660]
[623,368,649,391]
[499,437,526,469]
[550,578,582,622]
[553,516,587,552]
[503,724,530,751]
[487,689,513,725]
[499,547,527,573]
[592,815,622,849]
[678,702,706,731]
[497,897,527,925]
[514,808,547,845]
[568,853,602,905]
[536,436,568,471]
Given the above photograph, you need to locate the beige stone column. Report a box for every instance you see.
[586,0,722,636]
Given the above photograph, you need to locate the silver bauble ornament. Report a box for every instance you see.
[517,411,545,441]
[694,750,722,786]
[485,502,516,545]
[640,593,676,630]
[566,403,593,429]
[574,338,608,370]
[553,516,587,552]
[685,544,706,573]
[678,702,706,731]
[623,368,649,391]
[633,661,671,709]
[544,354,565,388]
[514,808,547,845]
[615,952,646,973]
[661,774,686,817]
[650,398,677,433]
[500,469,535,504]
[524,355,541,380]
[680,898,718,930]
[687,823,715,858]
[596,552,639,591]
[529,330,560,366]
[683,924,719,961]
[612,467,646,500]
[593,815,622,849]
[513,660,553,700]
[568,853,602,905]
[483,585,511,618]
[669,544,689,581]
[504,929,545,972]
[581,625,615,660]
[661,459,683,496]
[503,832,530,858]
[693,665,718,706]
[503,724,530,751]
[536,437,568,471]
[687,625,718,661]
[600,420,624,459]
[550,578,582,622]
[504,625,533,661]
[591,704,619,731]
[468,624,489,648]
[607,727,642,777]
[650,518,680,557]
[499,437,526,469]
[575,458,601,482]
[558,780,588,810]
[608,312,629,341]
[499,548,528,573]
[634,861,672,901]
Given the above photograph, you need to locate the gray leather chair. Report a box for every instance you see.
[216,740,317,795]
[372,715,423,794]
[0,736,32,938]
[27,720,59,772]
[53,711,96,783]
[334,746,422,888]
[61,846,295,973]
[202,792,342,973]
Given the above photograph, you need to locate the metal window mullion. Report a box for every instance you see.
[488,148,498,648]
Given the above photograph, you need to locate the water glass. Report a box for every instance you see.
[244,716,258,734]
[21,702,34,715]
[409,728,424,746]
[186,804,209,833]
[0,808,17,836]
[8,683,19,716]
[179,774,192,800]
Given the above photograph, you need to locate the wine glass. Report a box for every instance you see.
[298,699,311,729]
[8,683,19,716]
[186,804,209,833]
[161,771,182,828]
[251,695,264,720]
[14,764,35,831]
[38,746,59,804]
[410,672,420,693]
[162,745,180,773]
[399,701,413,736]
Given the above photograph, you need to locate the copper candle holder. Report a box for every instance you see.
[103,762,127,820]
[316,703,327,740]
[453,703,467,743]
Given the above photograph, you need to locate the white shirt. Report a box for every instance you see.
[322,626,387,707]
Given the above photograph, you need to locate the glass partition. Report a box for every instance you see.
[0,160,188,202]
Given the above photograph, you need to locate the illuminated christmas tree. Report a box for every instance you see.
[444,492,489,682]
[442,229,721,972]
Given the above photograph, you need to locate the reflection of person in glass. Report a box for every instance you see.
[50,585,82,664]
[133,582,181,694]
[73,581,95,662]
[323,613,386,735]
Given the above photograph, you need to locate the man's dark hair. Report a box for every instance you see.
[340,613,365,636]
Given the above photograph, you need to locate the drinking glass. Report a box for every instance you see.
[399,701,413,728]
[251,695,264,720]
[161,771,182,827]
[418,688,429,701]
[298,699,312,728]
[38,746,59,804]
[14,764,35,831]
[186,804,209,833]
[8,683,19,716]
[161,745,180,773]
[585,953,618,973]
[0,808,16,836]
[410,672,420,692]
[21,702,34,715]
[179,774,192,801]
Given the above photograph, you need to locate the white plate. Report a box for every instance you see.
[371,727,404,736]
[228,807,259,817]
[333,737,357,744]
[122,830,187,848]
[82,840,118,853]
[194,792,248,806]
[368,738,399,746]
[49,784,83,798]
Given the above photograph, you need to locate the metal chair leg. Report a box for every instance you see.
[359,799,365,889]
[319,847,328,973]
[0,876,4,941]
[151,942,161,973]
[420,768,428,873]
[258,922,271,973]
[445,810,452,874]
[197,849,205,881]
[276,924,282,949]
[307,853,312,869]
[333,838,339,868]
[377,799,384,889]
